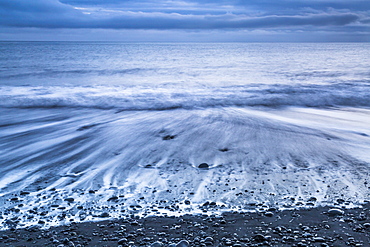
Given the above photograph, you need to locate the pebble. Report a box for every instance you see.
[176,240,190,247]
[151,241,163,247]
[99,212,110,218]
[252,234,266,243]
[264,212,274,217]
[198,163,209,169]
[118,238,128,244]
[313,237,325,242]
[328,208,344,216]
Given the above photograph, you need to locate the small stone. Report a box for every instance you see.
[198,163,209,169]
[64,198,74,202]
[313,237,325,242]
[151,241,163,247]
[184,200,191,205]
[253,234,266,243]
[176,240,190,247]
[307,197,317,202]
[163,135,176,140]
[100,212,110,217]
[118,238,128,244]
[264,212,274,217]
[107,196,118,201]
[204,236,214,243]
[328,208,344,216]
[337,199,345,204]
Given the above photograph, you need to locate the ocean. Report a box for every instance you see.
[0,42,369,229]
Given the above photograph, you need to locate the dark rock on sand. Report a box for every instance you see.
[99,212,110,218]
[198,163,209,169]
[64,198,74,202]
[163,135,176,140]
[107,196,118,202]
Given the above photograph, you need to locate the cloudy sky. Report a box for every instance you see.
[0,0,369,42]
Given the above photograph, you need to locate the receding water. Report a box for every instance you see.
[0,42,369,229]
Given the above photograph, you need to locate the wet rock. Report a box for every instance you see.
[198,163,209,169]
[337,199,345,204]
[20,191,30,196]
[204,236,214,244]
[264,212,274,217]
[184,200,191,205]
[99,212,110,218]
[313,237,325,242]
[163,135,176,140]
[151,241,163,247]
[252,234,266,243]
[176,240,190,247]
[107,196,118,202]
[307,197,317,202]
[328,208,344,216]
[64,198,74,203]
[118,238,128,245]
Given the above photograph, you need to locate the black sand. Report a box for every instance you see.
[1,203,369,247]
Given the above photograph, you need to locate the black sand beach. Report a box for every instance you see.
[1,202,369,247]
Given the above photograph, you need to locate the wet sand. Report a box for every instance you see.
[1,202,369,247]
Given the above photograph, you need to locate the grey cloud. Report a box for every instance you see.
[60,0,370,12]
[0,0,361,30]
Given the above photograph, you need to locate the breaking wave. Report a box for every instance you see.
[1,82,370,111]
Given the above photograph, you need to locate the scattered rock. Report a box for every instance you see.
[107,196,118,202]
[64,198,74,203]
[328,208,344,216]
[163,135,176,140]
[176,240,190,247]
[118,238,128,245]
[313,237,325,242]
[99,212,110,218]
[151,241,163,247]
[264,212,274,217]
[307,197,317,202]
[252,234,266,243]
[198,163,209,169]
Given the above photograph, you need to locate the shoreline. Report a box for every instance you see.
[1,203,369,247]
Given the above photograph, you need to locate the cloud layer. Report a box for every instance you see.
[0,0,369,41]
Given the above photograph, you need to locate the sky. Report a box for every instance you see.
[0,0,369,42]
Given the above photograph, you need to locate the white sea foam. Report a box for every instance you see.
[0,106,369,229]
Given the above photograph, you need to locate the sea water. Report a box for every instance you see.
[0,42,369,229]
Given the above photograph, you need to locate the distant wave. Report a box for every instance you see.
[0,68,152,79]
[1,83,370,110]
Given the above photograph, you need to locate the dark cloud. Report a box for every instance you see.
[0,0,362,30]
[60,0,370,12]
[0,0,368,41]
